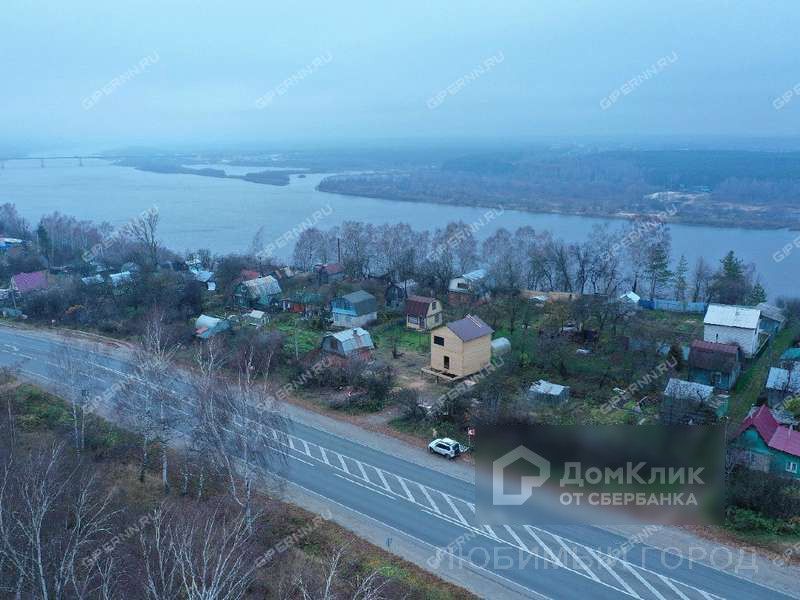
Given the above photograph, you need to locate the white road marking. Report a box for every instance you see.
[334,473,397,500]
[444,494,470,525]
[522,526,563,566]
[418,485,442,514]
[397,477,415,502]
[621,560,668,600]
[586,548,641,598]
[502,525,530,552]
[656,573,691,600]
[552,535,601,582]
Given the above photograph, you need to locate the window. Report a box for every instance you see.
[431,301,437,309]
[443,355,450,369]
[435,313,442,323]
[711,371,722,385]
[408,315,419,325]
[457,282,468,290]
[434,335,445,346]
[787,462,799,474]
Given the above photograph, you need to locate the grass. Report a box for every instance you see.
[371,321,430,354]
[270,314,324,354]
[730,323,799,421]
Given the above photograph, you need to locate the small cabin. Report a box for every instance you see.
[331,290,377,328]
[405,295,443,331]
[426,314,493,380]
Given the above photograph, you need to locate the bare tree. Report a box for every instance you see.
[296,544,390,600]
[128,209,160,267]
[139,501,259,600]
[0,444,117,599]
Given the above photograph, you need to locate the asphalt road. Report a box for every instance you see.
[0,325,793,600]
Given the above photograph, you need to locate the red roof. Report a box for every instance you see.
[319,263,344,275]
[735,405,800,458]
[240,269,260,281]
[405,295,437,318]
[11,270,48,293]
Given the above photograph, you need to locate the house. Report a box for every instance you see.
[756,302,786,335]
[405,295,443,331]
[730,405,800,479]
[688,340,743,391]
[282,291,324,317]
[528,380,570,405]
[619,291,641,306]
[779,347,800,368]
[81,274,105,286]
[109,271,132,288]
[10,271,48,295]
[703,304,761,358]
[385,280,416,310]
[316,263,345,285]
[662,377,728,419]
[426,314,493,380]
[765,366,800,408]
[194,314,230,339]
[0,237,24,251]
[191,268,216,291]
[330,290,377,328]
[244,310,267,327]
[448,269,488,306]
[321,327,374,360]
[233,275,282,308]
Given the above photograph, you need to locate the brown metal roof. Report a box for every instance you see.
[446,314,493,342]
[688,339,741,372]
[405,295,437,318]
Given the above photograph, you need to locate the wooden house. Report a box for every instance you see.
[766,366,800,408]
[331,290,377,328]
[316,263,345,285]
[385,280,416,310]
[321,327,374,360]
[688,340,742,391]
[425,314,493,380]
[730,405,800,479]
[703,304,761,358]
[405,295,443,331]
[447,269,488,306]
[756,302,787,335]
[233,275,282,309]
[282,291,324,317]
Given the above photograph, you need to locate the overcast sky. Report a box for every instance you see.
[3,0,800,151]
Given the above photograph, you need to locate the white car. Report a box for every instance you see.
[428,437,466,459]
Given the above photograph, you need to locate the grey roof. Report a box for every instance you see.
[663,378,715,401]
[529,379,568,396]
[703,304,760,329]
[326,327,374,353]
[446,314,493,342]
[242,275,281,298]
[766,367,800,393]
[756,302,786,324]
[341,290,377,316]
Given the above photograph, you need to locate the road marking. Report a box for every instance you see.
[444,494,470,525]
[522,526,563,566]
[551,535,600,582]
[418,485,442,514]
[337,453,350,474]
[397,477,415,502]
[319,446,330,465]
[585,548,641,598]
[655,573,690,600]
[355,460,369,482]
[502,525,529,552]
[375,467,391,491]
[621,561,667,600]
[334,473,397,500]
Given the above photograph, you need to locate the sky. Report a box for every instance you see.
[3,0,800,151]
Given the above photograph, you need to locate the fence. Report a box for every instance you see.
[638,298,708,313]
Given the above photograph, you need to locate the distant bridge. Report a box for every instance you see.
[0,154,198,168]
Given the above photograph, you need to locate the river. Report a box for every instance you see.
[2,158,798,298]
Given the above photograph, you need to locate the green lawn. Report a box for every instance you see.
[270,315,324,354]
[370,321,430,354]
[730,323,799,421]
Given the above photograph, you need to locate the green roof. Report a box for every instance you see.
[780,348,800,361]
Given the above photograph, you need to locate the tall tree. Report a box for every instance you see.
[673,254,688,302]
